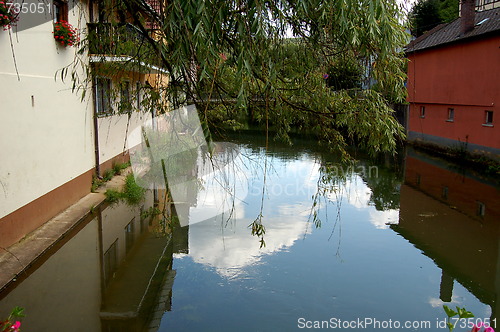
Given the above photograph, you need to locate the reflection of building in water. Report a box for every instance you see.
[100,191,176,331]
[0,191,187,332]
[155,187,190,254]
[392,148,500,321]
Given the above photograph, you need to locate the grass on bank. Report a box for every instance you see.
[91,162,130,192]
[104,173,146,206]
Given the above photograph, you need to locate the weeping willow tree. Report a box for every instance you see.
[75,0,409,158]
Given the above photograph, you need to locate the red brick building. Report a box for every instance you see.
[406,1,500,160]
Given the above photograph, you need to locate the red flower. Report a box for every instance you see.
[53,21,78,47]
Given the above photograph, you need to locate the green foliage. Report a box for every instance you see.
[72,0,409,159]
[91,175,103,192]
[438,0,460,23]
[105,174,145,205]
[325,55,364,91]
[249,214,267,248]
[91,163,130,192]
[104,189,122,203]
[443,305,474,331]
[102,169,115,182]
[112,161,130,175]
[0,1,18,28]
[141,206,161,219]
[409,0,459,37]
[409,0,442,37]
[0,306,24,332]
[122,173,146,205]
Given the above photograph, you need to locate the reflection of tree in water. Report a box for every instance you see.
[150,132,404,250]
[235,135,404,248]
[359,158,403,211]
[303,151,403,255]
[303,160,353,257]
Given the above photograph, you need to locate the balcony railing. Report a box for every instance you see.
[87,22,156,60]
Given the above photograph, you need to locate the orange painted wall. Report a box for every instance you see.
[407,36,500,149]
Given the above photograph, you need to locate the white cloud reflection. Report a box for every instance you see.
[181,154,400,278]
[329,176,400,229]
[428,295,463,308]
[184,155,318,279]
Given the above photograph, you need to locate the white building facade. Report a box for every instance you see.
[0,0,161,248]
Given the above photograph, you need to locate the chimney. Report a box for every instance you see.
[460,0,476,35]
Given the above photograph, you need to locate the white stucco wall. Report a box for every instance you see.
[98,111,152,165]
[0,3,164,223]
[0,8,95,219]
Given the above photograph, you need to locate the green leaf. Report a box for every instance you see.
[11,306,25,318]
[443,305,457,318]
[456,307,474,319]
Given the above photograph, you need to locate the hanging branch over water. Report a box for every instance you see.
[75,0,408,157]
[67,0,410,247]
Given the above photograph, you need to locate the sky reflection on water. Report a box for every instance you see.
[0,136,497,332]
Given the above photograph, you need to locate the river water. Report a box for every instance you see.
[0,132,498,331]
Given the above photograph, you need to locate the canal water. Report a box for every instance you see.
[0,133,498,331]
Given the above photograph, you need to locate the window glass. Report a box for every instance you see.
[96,77,112,116]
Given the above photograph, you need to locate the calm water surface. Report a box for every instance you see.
[0,133,498,331]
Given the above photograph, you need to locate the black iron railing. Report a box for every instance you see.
[87,22,153,59]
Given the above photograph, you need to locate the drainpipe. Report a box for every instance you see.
[460,0,476,35]
[89,0,94,23]
[91,71,101,178]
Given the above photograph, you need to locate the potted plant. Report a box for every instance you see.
[0,1,18,30]
[53,20,79,46]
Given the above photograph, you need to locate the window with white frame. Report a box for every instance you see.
[420,106,425,118]
[447,108,454,122]
[484,110,493,125]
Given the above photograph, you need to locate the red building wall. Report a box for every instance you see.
[404,155,500,223]
[407,36,500,150]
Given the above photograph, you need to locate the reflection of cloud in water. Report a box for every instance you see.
[186,156,319,279]
[175,143,249,227]
[184,155,400,278]
[369,209,399,229]
[188,209,312,279]
[327,175,400,229]
[428,295,463,308]
[429,296,492,318]
[343,177,372,209]
[188,162,248,225]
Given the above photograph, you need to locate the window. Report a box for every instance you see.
[476,201,486,217]
[125,218,135,253]
[140,208,148,233]
[441,186,448,200]
[416,174,421,186]
[95,77,112,116]
[136,82,141,111]
[103,240,118,284]
[420,106,425,118]
[53,0,68,22]
[120,81,131,113]
[447,108,454,122]
[484,110,493,126]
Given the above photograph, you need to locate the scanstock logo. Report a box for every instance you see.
[127,105,248,227]
[5,0,77,32]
